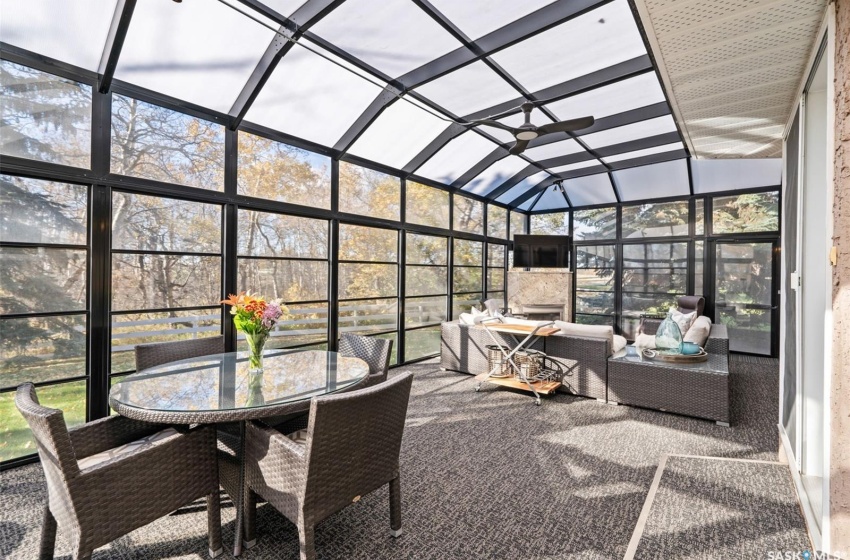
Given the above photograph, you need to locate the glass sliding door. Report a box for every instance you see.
[713,241,777,356]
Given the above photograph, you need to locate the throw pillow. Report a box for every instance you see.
[684,315,712,347]
[612,334,628,353]
[634,333,657,349]
[668,307,696,337]
[469,307,490,324]
[458,313,475,325]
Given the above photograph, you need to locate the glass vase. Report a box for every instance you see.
[244,331,268,373]
[655,310,683,354]
[246,370,265,407]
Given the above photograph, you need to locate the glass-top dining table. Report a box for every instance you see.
[109,349,370,556]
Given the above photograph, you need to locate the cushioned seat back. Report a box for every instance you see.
[677,295,705,317]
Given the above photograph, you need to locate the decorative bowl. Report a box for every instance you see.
[681,342,701,355]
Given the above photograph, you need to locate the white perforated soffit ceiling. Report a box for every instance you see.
[634,0,826,158]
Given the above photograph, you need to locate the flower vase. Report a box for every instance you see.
[246,370,265,407]
[245,331,268,373]
[655,310,683,354]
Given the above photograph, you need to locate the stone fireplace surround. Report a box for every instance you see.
[506,269,573,321]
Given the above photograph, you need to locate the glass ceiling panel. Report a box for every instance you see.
[489,0,646,92]
[563,174,617,207]
[1,0,118,71]
[495,170,551,204]
[602,143,684,164]
[462,156,530,196]
[545,72,666,121]
[348,97,451,168]
[691,158,782,193]
[523,138,585,162]
[246,42,385,147]
[257,0,307,16]
[428,0,557,40]
[613,160,690,201]
[532,188,570,211]
[518,196,538,211]
[414,61,520,118]
[309,0,462,78]
[580,115,678,150]
[550,160,603,175]
[414,132,499,185]
[115,0,276,113]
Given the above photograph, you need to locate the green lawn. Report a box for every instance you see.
[0,380,86,462]
[0,331,441,463]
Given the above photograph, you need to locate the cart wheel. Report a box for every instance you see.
[535,398,541,406]
[475,385,481,392]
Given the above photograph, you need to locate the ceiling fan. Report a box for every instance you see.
[468,102,594,156]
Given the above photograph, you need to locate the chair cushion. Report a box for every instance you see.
[77,427,179,470]
[287,429,309,446]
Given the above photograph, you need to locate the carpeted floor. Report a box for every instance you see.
[0,355,807,559]
[630,456,810,559]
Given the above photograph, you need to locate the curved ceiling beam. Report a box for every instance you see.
[399,0,610,88]
[228,0,345,129]
[98,0,137,94]
[335,0,610,159]
[483,164,544,201]
[404,56,655,181]
[450,146,512,190]
[508,149,688,208]
[462,55,653,122]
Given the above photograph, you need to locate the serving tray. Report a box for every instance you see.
[642,349,709,363]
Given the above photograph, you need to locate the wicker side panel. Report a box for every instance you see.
[608,362,730,423]
[543,335,609,400]
[134,336,225,372]
[705,324,729,356]
[439,322,545,375]
[72,425,219,554]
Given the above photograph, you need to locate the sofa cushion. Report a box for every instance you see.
[684,315,712,347]
[458,313,475,325]
[554,321,614,353]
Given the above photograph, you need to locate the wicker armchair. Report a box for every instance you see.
[15,383,222,560]
[134,335,225,371]
[338,333,393,387]
[240,372,414,560]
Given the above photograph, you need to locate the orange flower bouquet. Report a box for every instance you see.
[221,292,288,372]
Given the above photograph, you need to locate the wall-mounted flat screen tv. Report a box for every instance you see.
[512,234,571,268]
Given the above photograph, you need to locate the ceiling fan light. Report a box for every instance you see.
[516,130,538,141]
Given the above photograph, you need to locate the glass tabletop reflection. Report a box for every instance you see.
[109,350,370,415]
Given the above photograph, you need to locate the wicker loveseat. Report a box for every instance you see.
[440,321,610,401]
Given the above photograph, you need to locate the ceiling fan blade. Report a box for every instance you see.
[508,139,529,155]
[537,116,595,135]
[468,119,518,133]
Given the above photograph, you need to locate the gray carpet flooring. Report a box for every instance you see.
[631,456,810,559]
[0,355,807,559]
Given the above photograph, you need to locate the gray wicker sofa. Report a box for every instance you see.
[440,321,610,401]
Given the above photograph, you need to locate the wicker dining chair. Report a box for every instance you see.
[338,333,393,387]
[240,371,414,560]
[134,335,225,372]
[15,383,222,560]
